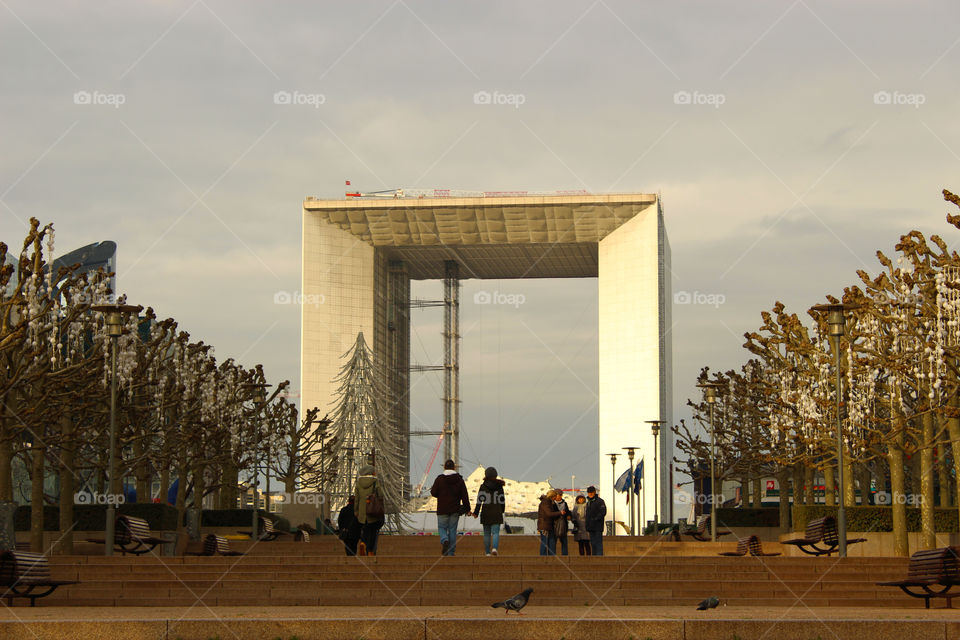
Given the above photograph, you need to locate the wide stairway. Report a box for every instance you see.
[33,536,918,609]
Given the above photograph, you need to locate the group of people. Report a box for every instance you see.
[335,459,609,557]
[536,486,607,556]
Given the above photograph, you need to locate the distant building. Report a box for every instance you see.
[51,240,116,295]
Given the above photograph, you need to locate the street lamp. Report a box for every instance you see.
[623,447,639,535]
[607,453,619,534]
[697,382,722,542]
[647,420,665,530]
[812,302,858,558]
[91,303,141,557]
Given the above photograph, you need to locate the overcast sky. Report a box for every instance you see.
[3,1,959,491]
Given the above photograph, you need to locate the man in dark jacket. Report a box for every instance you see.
[473,466,505,556]
[337,496,361,556]
[584,485,607,556]
[430,459,471,556]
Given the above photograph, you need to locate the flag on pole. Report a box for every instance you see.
[634,459,643,493]
[614,467,632,493]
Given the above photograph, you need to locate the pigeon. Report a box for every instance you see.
[696,596,720,610]
[492,587,534,615]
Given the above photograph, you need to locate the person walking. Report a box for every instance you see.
[337,496,361,556]
[570,494,591,555]
[537,489,563,556]
[584,485,607,556]
[473,466,505,557]
[430,459,471,556]
[553,490,571,556]
[353,464,385,556]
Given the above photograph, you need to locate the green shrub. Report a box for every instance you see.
[792,505,960,533]
[14,503,179,531]
[714,507,781,528]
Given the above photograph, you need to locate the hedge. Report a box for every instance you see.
[14,503,179,531]
[713,508,781,528]
[793,505,960,533]
[11,505,291,532]
[201,509,290,532]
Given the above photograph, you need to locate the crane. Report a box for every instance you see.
[414,432,444,496]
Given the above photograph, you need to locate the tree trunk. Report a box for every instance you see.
[920,412,936,549]
[752,476,762,508]
[30,442,45,552]
[948,391,960,527]
[858,464,873,506]
[777,468,791,529]
[219,461,238,509]
[0,398,15,502]
[56,411,75,555]
[804,466,815,505]
[842,454,855,509]
[889,429,909,557]
[937,441,951,507]
[824,464,836,506]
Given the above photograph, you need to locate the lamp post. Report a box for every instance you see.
[91,303,141,557]
[697,382,721,542]
[607,453,619,534]
[647,420,665,530]
[623,447,638,535]
[812,303,857,558]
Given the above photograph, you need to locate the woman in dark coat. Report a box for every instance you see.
[472,466,505,556]
[570,494,592,555]
[537,489,563,556]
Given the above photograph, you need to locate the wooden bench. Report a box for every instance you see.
[294,529,311,542]
[186,534,245,557]
[0,551,78,606]
[682,515,731,541]
[88,515,172,555]
[238,516,290,542]
[782,515,866,557]
[719,534,780,557]
[877,547,960,608]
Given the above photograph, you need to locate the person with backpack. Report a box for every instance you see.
[353,464,385,556]
[472,466,505,556]
[430,459,471,556]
